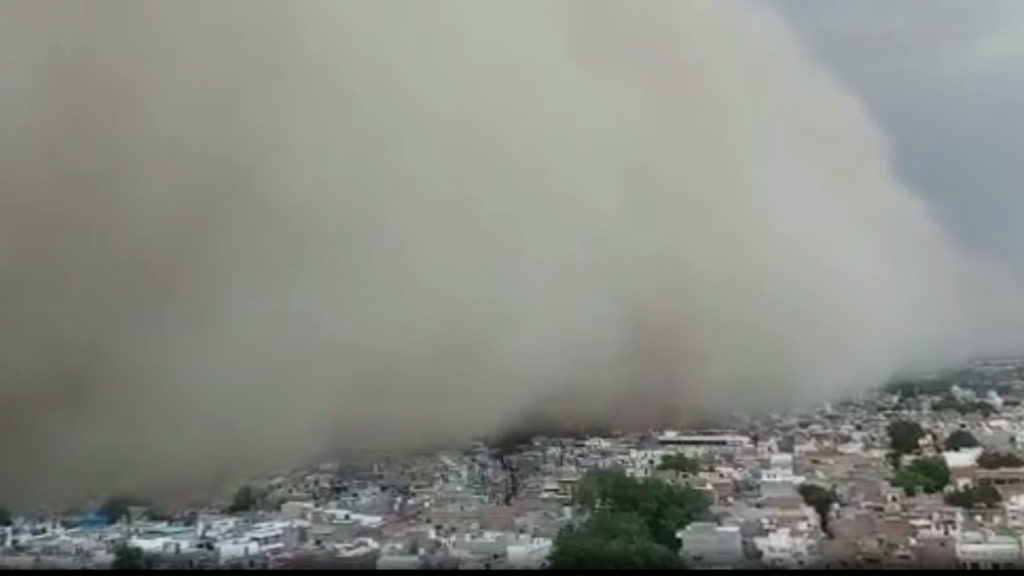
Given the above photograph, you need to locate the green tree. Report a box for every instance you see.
[974,483,1003,507]
[111,543,149,570]
[978,451,1024,469]
[888,420,925,456]
[549,510,680,570]
[575,469,709,550]
[943,430,980,452]
[944,484,1002,509]
[798,484,838,537]
[657,453,700,474]
[0,506,11,527]
[228,485,259,513]
[553,469,709,569]
[893,457,950,497]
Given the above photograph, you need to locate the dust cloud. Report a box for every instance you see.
[0,1,1021,507]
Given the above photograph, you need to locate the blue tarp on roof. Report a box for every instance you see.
[79,513,108,528]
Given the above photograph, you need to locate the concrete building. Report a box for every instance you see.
[977,467,1024,496]
[758,454,806,498]
[506,537,552,569]
[955,531,1023,570]
[656,431,751,455]
[1004,494,1024,529]
[987,391,1005,412]
[375,554,425,570]
[753,528,819,569]
[677,522,744,568]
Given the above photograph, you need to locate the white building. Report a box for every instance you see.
[836,441,865,455]
[196,516,238,539]
[677,523,744,568]
[243,526,285,555]
[1004,495,1024,529]
[944,447,984,490]
[506,537,553,569]
[943,447,983,468]
[759,454,806,498]
[955,531,1022,570]
[952,384,976,402]
[986,390,1004,411]
[320,508,384,528]
[656,431,751,455]
[753,528,818,569]
[280,501,315,520]
[625,449,670,479]
[376,552,424,570]
[215,537,262,563]
[334,537,380,559]
[127,534,199,556]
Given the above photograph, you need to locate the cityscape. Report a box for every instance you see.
[5,0,1024,571]
[4,357,1024,569]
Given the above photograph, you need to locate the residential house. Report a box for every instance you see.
[677,522,744,568]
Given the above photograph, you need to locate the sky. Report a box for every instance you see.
[774,0,1024,269]
[2,0,1024,508]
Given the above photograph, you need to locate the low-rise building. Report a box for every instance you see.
[656,431,752,455]
[677,522,744,568]
[758,454,806,498]
[506,536,552,569]
[977,467,1024,496]
[753,528,819,569]
[955,530,1023,570]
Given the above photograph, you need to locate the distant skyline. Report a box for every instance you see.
[775,0,1024,269]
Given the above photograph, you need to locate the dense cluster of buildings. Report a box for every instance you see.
[5,357,1024,569]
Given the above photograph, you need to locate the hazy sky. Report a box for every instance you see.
[775,0,1024,268]
[3,1,1024,508]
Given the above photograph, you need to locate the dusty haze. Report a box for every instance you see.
[1,0,1022,507]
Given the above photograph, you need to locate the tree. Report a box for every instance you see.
[777,435,796,454]
[974,483,1003,507]
[943,430,980,452]
[798,484,838,537]
[658,453,699,474]
[228,485,258,513]
[977,451,1024,470]
[99,495,144,525]
[886,451,903,471]
[552,469,710,570]
[944,489,971,508]
[0,506,11,527]
[575,469,709,550]
[893,457,950,497]
[934,397,996,416]
[111,543,149,570]
[944,484,1002,509]
[888,420,925,456]
[549,510,680,570]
